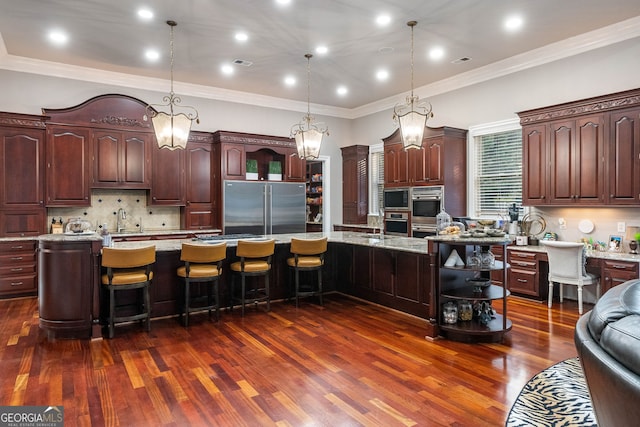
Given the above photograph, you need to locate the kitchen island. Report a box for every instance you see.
[37,231,438,339]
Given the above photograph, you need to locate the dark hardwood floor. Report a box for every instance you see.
[0,293,586,426]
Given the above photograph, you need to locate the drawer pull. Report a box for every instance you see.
[517,278,528,283]
[11,282,24,286]
[10,256,23,261]
[10,245,24,250]
[11,268,24,272]
[611,264,629,269]
[515,262,531,267]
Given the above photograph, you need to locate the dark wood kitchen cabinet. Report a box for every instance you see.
[341,145,368,224]
[0,113,47,236]
[181,132,217,229]
[92,130,151,188]
[45,126,92,206]
[0,240,37,298]
[382,126,466,189]
[519,88,640,206]
[149,142,186,205]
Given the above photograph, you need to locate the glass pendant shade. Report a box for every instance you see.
[152,110,193,150]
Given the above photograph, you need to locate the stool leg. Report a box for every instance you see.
[241,274,246,317]
[318,268,323,306]
[184,279,190,327]
[229,274,235,313]
[109,287,115,339]
[214,279,219,321]
[295,268,300,308]
[207,279,213,320]
[266,272,270,312]
[144,283,151,332]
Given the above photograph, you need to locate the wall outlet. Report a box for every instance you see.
[618,222,626,233]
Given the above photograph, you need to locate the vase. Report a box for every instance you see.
[630,240,638,254]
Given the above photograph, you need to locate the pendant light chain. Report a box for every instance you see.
[305,53,312,118]
[169,21,176,97]
[409,21,415,99]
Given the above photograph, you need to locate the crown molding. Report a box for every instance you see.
[1,15,639,121]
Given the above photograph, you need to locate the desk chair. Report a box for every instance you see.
[229,239,275,316]
[101,246,155,338]
[287,237,327,307]
[177,242,226,326]
[541,240,600,314]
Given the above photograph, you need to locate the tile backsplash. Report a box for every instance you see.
[47,189,180,233]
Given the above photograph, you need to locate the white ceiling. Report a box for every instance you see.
[1,0,640,116]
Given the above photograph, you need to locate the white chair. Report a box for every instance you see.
[541,240,600,314]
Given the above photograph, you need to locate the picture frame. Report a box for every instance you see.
[609,235,622,252]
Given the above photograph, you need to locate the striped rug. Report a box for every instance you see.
[506,357,597,426]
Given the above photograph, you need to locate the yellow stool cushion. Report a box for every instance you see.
[177,265,221,278]
[102,269,153,286]
[230,260,270,273]
[287,256,323,268]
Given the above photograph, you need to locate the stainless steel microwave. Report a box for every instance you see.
[383,187,410,210]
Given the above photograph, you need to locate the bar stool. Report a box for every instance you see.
[287,237,327,307]
[176,242,226,326]
[229,239,275,316]
[101,246,155,338]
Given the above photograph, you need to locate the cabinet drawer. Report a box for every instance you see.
[509,268,539,295]
[0,240,36,253]
[0,274,37,293]
[602,260,639,273]
[0,252,37,265]
[0,264,36,276]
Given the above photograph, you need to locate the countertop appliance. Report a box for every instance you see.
[410,186,443,238]
[383,187,410,210]
[223,180,306,235]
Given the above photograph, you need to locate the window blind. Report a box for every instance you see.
[369,150,384,214]
[475,129,522,215]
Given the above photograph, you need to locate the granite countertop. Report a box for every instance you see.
[35,228,222,243]
[110,231,432,254]
[507,244,640,263]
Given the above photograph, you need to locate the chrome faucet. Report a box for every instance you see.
[117,208,126,233]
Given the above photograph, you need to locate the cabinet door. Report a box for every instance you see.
[548,120,575,204]
[122,133,150,186]
[522,124,547,204]
[286,152,306,181]
[149,144,186,205]
[183,141,215,229]
[222,144,245,179]
[608,109,640,204]
[0,127,44,209]
[395,251,421,302]
[46,126,91,206]
[94,131,150,188]
[93,131,119,184]
[0,210,46,237]
[574,115,605,204]
[383,143,408,186]
[425,140,443,184]
[372,248,394,296]
[409,139,443,185]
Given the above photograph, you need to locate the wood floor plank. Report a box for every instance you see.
[0,293,591,426]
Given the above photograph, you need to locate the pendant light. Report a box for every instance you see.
[290,53,328,160]
[393,21,433,150]
[145,20,199,150]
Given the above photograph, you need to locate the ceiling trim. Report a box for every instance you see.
[1,15,640,120]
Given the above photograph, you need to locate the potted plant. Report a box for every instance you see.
[246,159,258,180]
[268,161,282,181]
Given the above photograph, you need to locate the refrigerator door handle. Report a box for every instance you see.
[265,184,271,235]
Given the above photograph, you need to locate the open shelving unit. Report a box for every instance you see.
[432,237,512,343]
[306,161,323,232]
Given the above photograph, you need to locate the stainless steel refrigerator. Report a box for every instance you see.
[223,180,307,235]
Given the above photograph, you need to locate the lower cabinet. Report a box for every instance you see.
[38,239,102,339]
[600,259,639,294]
[507,248,549,300]
[0,240,37,298]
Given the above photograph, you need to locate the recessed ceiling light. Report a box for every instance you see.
[137,8,153,21]
[221,64,234,75]
[315,45,328,55]
[145,49,160,61]
[336,86,348,96]
[235,32,249,42]
[429,47,445,60]
[284,75,296,86]
[48,30,68,46]
[275,0,291,5]
[504,15,524,31]
[376,69,389,81]
[376,14,391,26]
[378,47,394,54]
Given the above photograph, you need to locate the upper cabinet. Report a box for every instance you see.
[181,132,216,229]
[149,142,186,206]
[518,88,640,206]
[0,112,47,236]
[93,130,151,189]
[43,94,156,206]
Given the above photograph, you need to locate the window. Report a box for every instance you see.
[468,119,522,217]
[369,143,384,215]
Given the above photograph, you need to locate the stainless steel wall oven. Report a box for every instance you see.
[410,186,444,238]
[384,211,409,236]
